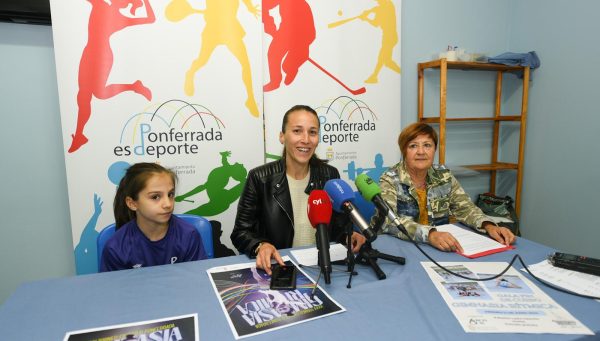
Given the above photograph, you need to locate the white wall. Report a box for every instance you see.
[0,22,74,303]
[509,0,600,258]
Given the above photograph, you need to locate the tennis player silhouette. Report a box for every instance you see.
[69,0,155,153]
[166,0,260,117]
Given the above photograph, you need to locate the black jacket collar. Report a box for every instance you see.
[273,158,322,195]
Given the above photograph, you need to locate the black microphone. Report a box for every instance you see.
[324,179,377,242]
[355,174,409,236]
[307,190,333,284]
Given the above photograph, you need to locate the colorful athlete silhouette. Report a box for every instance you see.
[69,0,155,153]
[165,0,260,117]
[359,0,401,83]
[264,0,366,95]
[262,0,315,91]
[74,193,103,274]
[175,151,247,216]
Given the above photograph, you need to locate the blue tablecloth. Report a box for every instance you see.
[1,235,598,340]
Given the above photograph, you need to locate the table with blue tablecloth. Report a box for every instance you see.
[1,235,598,340]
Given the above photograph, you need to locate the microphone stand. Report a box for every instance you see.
[354,242,405,280]
[344,221,359,288]
[331,218,359,288]
[354,210,405,280]
[306,233,354,296]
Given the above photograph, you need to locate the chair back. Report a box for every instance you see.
[177,214,214,259]
[97,223,116,268]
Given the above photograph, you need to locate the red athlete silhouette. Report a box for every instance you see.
[262,0,315,92]
[69,0,155,153]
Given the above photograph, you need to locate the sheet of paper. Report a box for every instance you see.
[522,260,600,301]
[435,224,511,258]
[290,243,349,266]
[422,262,593,335]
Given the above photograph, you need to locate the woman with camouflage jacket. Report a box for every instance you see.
[375,123,515,252]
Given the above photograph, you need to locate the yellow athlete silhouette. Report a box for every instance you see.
[360,0,401,83]
[166,0,260,117]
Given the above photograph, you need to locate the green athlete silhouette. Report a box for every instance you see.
[176,151,247,216]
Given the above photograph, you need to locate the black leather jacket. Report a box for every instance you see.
[231,159,351,257]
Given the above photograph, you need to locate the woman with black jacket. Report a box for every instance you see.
[231,105,366,274]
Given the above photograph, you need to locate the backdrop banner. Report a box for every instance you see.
[50,0,264,274]
[50,0,401,274]
[263,0,401,186]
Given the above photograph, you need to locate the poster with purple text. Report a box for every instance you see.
[207,257,345,339]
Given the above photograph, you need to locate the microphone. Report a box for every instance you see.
[307,190,333,284]
[323,179,377,242]
[355,174,409,236]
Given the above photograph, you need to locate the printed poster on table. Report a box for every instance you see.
[63,314,198,341]
[207,257,345,339]
[422,262,593,335]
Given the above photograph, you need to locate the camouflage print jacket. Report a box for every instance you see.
[377,161,488,243]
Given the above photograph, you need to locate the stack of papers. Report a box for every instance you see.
[522,260,600,301]
[290,243,348,266]
[436,224,514,258]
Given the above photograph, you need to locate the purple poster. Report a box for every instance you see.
[207,257,345,339]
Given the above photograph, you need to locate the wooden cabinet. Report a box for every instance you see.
[417,58,530,216]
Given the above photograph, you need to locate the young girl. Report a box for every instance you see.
[100,163,207,272]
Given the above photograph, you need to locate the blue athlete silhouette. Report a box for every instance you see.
[74,193,103,274]
[344,153,387,183]
[74,161,130,274]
